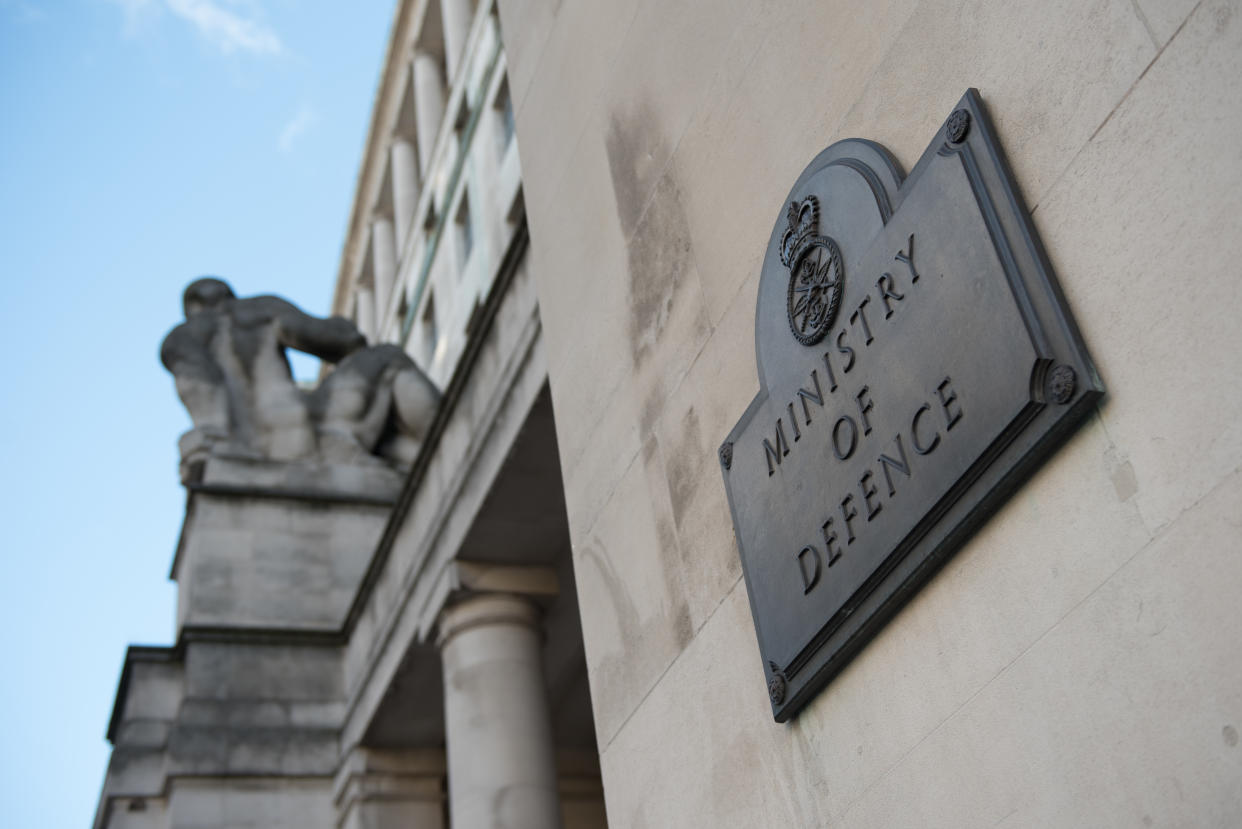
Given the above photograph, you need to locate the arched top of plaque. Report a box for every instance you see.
[755,138,905,392]
[723,89,1103,722]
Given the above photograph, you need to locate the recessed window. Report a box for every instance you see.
[506,186,524,228]
[396,290,410,332]
[352,283,371,335]
[495,79,515,157]
[420,291,438,363]
[453,98,470,152]
[455,191,473,270]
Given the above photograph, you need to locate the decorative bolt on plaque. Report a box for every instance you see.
[720,90,1102,721]
[946,108,971,143]
[767,662,787,705]
[1046,364,1077,404]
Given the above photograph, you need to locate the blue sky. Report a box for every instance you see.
[0,1,395,824]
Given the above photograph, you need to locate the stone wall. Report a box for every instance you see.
[496,0,1242,824]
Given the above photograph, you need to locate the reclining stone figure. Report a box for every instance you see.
[160,277,439,468]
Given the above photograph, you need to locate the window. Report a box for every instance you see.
[506,186,524,228]
[452,98,470,153]
[455,191,473,270]
[495,79,515,157]
[420,291,438,364]
[396,290,410,333]
[353,279,375,340]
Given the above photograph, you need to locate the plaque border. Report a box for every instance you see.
[722,89,1104,722]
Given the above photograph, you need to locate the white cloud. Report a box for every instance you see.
[104,0,283,55]
[277,105,317,153]
[103,0,159,36]
[109,0,283,55]
[165,0,282,55]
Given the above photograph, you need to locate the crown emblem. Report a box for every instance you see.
[780,196,820,268]
[779,194,844,346]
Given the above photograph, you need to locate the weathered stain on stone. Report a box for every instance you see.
[654,508,695,652]
[604,98,668,239]
[578,536,642,655]
[578,444,695,739]
[605,99,700,371]
[625,172,694,368]
[577,537,644,737]
[639,390,666,437]
[664,406,702,530]
[645,437,695,651]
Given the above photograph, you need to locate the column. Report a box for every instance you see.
[391,135,419,252]
[371,214,397,327]
[354,283,375,343]
[440,0,472,83]
[412,50,446,177]
[438,594,562,829]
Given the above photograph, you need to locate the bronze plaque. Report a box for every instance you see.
[721,90,1102,721]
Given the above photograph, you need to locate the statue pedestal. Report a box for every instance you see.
[171,454,403,635]
[102,453,406,824]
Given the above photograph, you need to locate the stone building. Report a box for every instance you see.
[97,0,1242,827]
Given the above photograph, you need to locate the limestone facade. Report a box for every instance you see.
[97,0,1242,827]
[495,0,1242,825]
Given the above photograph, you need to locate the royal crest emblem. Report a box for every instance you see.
[781,196,843,346]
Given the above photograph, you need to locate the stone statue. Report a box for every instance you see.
[160,277,440,470]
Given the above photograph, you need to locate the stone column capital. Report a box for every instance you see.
[436,592,541,649]
[391,129,418,149]
[411,45,440,62]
